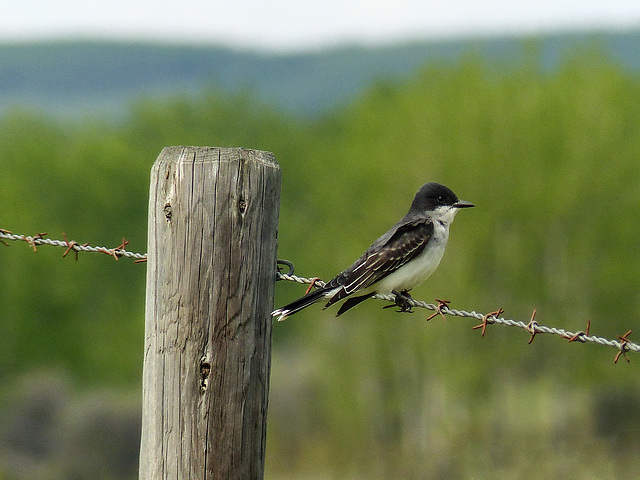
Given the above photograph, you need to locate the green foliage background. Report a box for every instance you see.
[1,48,640,479]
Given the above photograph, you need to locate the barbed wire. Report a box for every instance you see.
[0,229,147,262]
[2,228,637,362]
[276,270,639,363]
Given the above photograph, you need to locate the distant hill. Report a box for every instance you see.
[1,30,640,120]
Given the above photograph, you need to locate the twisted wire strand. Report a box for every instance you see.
[276,271,640,356]
[0,231,147,260]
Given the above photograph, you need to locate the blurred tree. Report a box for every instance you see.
[1,47,640,479]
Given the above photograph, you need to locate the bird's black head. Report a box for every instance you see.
[409,182,474,213]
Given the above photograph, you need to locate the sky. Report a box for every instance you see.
[3,0,640,51]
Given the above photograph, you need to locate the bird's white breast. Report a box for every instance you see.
[374,220,450,294]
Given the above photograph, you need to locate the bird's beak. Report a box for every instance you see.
[454,200,475,208]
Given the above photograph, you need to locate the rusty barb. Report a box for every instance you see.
[0,229,147,262]
[276,267,640,363]
[472,307,505,338]
[615,330,633,364]
[426,299,451,322]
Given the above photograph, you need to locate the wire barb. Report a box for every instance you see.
[526,309,539,344]
[565,319,591,343]
[426,299,450,322]
[304,277,323,295]
[0,228,11,246]
[62,232,80,261]
[472,308,505,337]
[615,330,633,364]
[29,232,48,252]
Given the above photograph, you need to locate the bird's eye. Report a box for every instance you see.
[436,195,445,203]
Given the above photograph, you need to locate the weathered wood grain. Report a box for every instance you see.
[139,146,281,479]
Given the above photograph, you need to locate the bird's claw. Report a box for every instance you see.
[383,290,414,313]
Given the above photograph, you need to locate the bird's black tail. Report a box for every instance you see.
[271,287,331,321]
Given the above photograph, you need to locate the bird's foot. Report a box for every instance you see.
[383,290,414,313]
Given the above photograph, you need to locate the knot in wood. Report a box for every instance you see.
[163,203,173,221]
[238,197,247,214]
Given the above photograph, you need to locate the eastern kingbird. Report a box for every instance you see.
[272,182,474,321]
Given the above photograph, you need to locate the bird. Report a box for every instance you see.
[272,182,474,321]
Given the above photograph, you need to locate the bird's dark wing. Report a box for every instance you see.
[324,219,433,307]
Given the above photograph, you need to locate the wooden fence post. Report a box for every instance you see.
[139,146,281,479]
